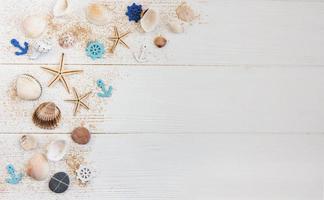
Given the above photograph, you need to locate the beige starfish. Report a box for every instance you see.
[108,26,130,53]
[65,88,92,116]
[41,53,83,94]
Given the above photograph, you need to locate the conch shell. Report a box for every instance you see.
[140,9,159,32]
[53,0,71,17]
[32,102,61,130]
[26,153,50,181]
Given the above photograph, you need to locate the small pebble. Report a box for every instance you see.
[71,127,91,145]
[49,172,70,193]
[154,36,167,48]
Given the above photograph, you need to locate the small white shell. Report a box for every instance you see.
[168,21,184,33]
[140,9,159,32]
[20,135,38,150]
[22,15,47,38]
[28,39,53,60]
[46,139,68,161]
[26,153,50,181]
[53,0,71,17]
[16,74,42,100]
[85,3,109,25]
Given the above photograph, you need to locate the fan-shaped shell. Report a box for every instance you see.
[140,9,159,32]
[85,3,109,25]
[16,74,42,100]
[26,153,49,181]
[47,139,68,161]
[32,102,61,129]
[22,15,47,38]
[53,0,71,17]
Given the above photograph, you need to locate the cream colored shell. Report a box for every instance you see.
[46,139,68,161]
[16,74,42,100]
[140,9,159,32]
[53,0,71,17]
[22,15,47,38]
[20,135,38,151]
[26,153,50,181]
[85,3,109,25]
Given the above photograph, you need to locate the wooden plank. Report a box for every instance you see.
[1,65,324,134]
[0,133,323,199]
[1,0,324,66]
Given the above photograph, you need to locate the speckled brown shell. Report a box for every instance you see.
[71,127,91,145]
[58,32,76,48]
[32,102,61,129]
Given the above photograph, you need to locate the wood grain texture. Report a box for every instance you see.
[1,0,324,66]
[2,65,324,134]
[1,133,324,200]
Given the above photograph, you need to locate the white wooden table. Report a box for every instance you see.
[1,0,324,199]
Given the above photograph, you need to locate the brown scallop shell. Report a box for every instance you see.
[32,102,61,129]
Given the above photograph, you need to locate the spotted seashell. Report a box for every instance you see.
[16,74,42,100]
[58,32,76,48]
[32,102,61,130]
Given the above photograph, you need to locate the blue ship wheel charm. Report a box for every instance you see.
[6,164,23,184]
[97,79,113,98]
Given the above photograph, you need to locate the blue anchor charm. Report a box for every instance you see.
[6,164,23,185]
[10,39,29,56]
[97,79,113,98]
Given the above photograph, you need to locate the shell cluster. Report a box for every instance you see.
[16,74,42,100]
[32,102,61,130]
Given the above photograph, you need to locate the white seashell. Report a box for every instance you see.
[140,9,159,32]
[53,0,71,17]
[46,139,68,162]
[28,39,53,60]
[20,135,38,150]
[26,153,50,181]
[168,21,184,33]
[16,74,42,100]
[85,3,109,25]
[22,15,47,38]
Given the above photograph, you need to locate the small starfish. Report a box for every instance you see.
[41,53,83,94]
[65,88,92,116]
[108,26,130,53]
